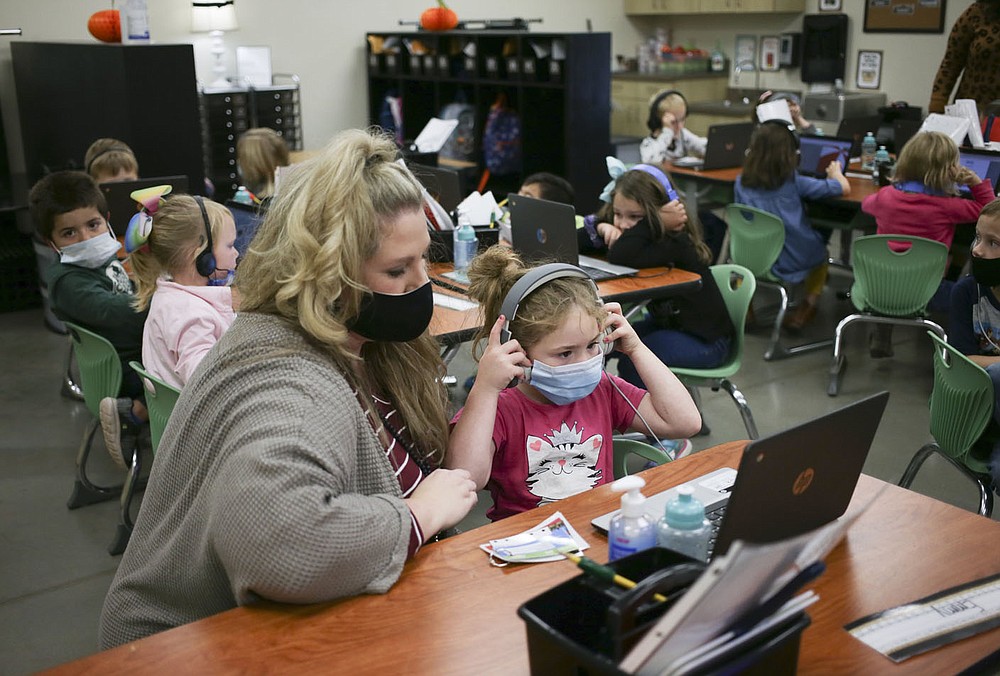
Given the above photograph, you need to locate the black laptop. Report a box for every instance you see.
[674,123,754,171]
[592,391,890,560]
[836,115,883,158]
[507,193,638,281]
[892,119,923,154]
[797,136,853,178]
[101,175,190,234]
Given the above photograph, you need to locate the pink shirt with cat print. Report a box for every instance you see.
[452,373,645,521]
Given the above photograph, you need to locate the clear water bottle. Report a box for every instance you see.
[861,132,877,172]
[233,186,255,205]
[874,145,891,186]
[452,222,477,273]
[657,486,712,562]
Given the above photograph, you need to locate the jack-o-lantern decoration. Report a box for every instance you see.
[88,9,121,43]
[420,0,459,32]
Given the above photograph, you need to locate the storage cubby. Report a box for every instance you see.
[366,31,611,213]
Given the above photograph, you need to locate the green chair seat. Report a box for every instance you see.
[670,264,759,439]
[129,361,181,453]
[898,332,997,516]
[613,438,672,480]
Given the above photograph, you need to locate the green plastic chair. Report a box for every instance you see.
[670,265,759,440]
[129,361,181,453]
[726,203,832,361]
[62,322,125,510]
[827,235,947,396]
[613,438,672,479]
[898,332,996,516]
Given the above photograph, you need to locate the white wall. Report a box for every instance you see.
[0,1,970,174]
[0,1,642,173]
[628,0,973,107]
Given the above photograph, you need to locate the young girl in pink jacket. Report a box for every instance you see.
[125,188,239,388]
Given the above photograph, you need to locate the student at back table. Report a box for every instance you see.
[29,171,149,468]
[85,138,139,184]
[734,120,850,331]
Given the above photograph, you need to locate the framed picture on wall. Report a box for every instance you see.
[864,0,947,33]
[819,0,842,11]
[856,50,883,89]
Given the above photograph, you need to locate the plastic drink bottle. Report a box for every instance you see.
[873,145,891,186]
[657,485,712,562]
[608,476,657,561]
[452,221,477,273]
[861,132,877,171]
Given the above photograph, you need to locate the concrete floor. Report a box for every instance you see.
[2,263,997,674]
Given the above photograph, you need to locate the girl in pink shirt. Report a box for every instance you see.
[126,189,239,388]
[862,131,994,356]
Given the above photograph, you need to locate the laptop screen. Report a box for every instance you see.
[959,148,1000,196]
[798,136,852,178]
[101,176,190,234]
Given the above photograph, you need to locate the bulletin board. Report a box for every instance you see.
[864,0,947,33]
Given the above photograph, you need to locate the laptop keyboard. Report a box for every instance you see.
[578,265,618,281]
[705,504,726,557]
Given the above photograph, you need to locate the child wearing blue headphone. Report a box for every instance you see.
[446,246,701,521]
[126,189,239,391]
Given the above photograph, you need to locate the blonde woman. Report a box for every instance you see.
[100,129,478,648]
[236,127,290,200]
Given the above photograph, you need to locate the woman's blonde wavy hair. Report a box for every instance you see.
[892,130,962,196]
[130,195,231,311]
[237,127,449,464]
[465,245,605,361]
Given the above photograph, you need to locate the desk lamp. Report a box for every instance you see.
[192,0,239,88]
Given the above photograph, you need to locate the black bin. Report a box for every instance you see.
[517,547,810,676]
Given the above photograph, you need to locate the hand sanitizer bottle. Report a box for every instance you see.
[608,476,657,561]
[657,485,711,562]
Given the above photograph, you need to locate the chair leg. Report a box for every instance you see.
[763,285,789,361]
[67,420,122,509]
[61,343,84,401]
[898,442,939,488]
[827,314,862,397]
[109,446,144,555]
[719,379,758,439]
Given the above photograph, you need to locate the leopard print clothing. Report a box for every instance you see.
[929,2,1000,115]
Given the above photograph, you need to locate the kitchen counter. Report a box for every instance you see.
[612,70,728,83]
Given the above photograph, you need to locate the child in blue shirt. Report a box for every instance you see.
[734,120,850,330]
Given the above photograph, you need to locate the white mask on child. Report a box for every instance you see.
[528,353,605,405]
[58,233,122,269]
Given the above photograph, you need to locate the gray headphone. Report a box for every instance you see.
[498,263,614,386]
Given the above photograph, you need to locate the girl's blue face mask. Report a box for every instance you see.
[527,353,605,405]
[207,269,235,287]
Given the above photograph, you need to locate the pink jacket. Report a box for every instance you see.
[141,280,236,389]
[862,180,995,249]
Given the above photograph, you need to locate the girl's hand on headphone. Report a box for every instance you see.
[954,165,982,186]
[477,315,531,391]
[658,199,688,232]
[660,110,681,135]
[602,302,640,355]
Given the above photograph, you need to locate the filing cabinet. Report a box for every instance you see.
[199,80,302,202]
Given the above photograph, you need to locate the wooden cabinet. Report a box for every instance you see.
[625,0,804,14]
[200,80,302,202]
[611,76,727,137]
[366,31,610,213]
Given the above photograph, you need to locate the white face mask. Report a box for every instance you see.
[58,233,122,269]
[528,352,605,405]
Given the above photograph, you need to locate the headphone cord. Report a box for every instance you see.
[603,368,678,460]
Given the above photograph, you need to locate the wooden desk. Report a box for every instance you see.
[429,262,702,348]
[45,442,1000,675]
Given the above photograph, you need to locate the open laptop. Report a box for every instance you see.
[673,123,754,171]
[592,391,890,561]
[507,193,638,281]
[101,175,190,234]
[836,115,883,159]
[797,136,853,178]
[959,147,1000,196]
[411,164,464,213]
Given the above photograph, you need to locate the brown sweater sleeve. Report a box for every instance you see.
[929,5,978,113]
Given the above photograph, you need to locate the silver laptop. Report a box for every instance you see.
[507,193,638,281]
[592,391,890,560]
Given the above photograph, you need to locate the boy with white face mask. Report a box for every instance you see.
[29,171,149,469]
[949,198,1000,490]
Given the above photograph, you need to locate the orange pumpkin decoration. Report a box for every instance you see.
[88,9,121,43]
[420,0,459,31]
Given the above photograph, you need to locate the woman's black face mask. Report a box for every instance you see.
[346,281,433,342]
